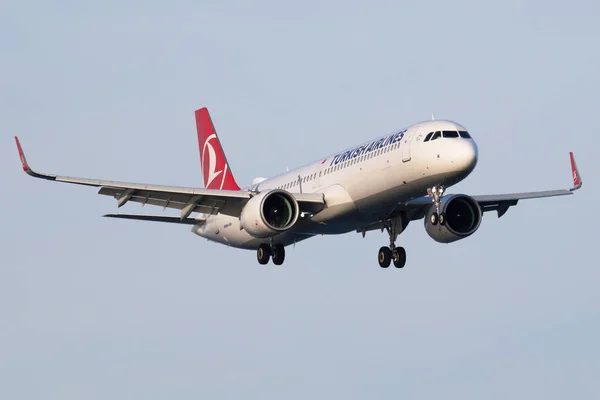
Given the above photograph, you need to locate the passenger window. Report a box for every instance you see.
[424,132,434,142]
[459,131,471,138]
[442,130,459,138]
[431,131,441,141]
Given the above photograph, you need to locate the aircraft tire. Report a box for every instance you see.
[393,247,406,268]
[430,212,439,225]
[257,244,271,265]
[378,247,392,268]
[272,244,285,266]
[439,213,446,226]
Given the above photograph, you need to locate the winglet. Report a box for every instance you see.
[15,136,31,173]
[14,137,56,180]
[569,152,582,191]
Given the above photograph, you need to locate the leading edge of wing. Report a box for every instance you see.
[14,136,251,199]
[473,151,582,203]
[393,152,582,220]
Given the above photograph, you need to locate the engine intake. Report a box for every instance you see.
[240,189,300,238]
[425,194,482,243]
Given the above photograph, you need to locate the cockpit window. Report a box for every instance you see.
[442,130,459,138]
[431,131,441,141]
[424,132,434,142]
[458,131,471,138]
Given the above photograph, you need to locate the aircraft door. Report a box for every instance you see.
[313,169,322,190]
[401,129,414,162]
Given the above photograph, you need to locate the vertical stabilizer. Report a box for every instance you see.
[195,108,241,190]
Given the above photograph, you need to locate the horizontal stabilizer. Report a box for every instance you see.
[103,214,205,225]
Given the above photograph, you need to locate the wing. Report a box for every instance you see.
[358,152,582,234]
[15,137,325,219]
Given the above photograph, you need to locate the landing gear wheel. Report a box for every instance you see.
[428,185,445,226]
[272,244,285,266]
[257,244,271,265]
[378,247,392,268]
[439,212,446,226]
[393,247,406,268]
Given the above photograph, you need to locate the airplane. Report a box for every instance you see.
[15,107,582,268]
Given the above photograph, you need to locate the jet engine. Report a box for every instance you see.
[240,189,300,238]
[425,194,482,243]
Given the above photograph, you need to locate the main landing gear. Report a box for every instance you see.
[257,242,285,266]
[378,219,406,269]
[427,185,446,226]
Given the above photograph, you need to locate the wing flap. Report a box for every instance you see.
[103,213,205,225]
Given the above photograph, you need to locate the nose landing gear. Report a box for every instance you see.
[256,241,286,266]
[377,219,407,269]
[427,185,446,226]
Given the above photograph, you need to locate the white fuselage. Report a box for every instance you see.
[192,120,478,249]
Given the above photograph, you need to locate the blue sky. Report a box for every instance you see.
[1,1,598,399]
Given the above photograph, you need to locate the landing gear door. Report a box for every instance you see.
[401,127,415,162]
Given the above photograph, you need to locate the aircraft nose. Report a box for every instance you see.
[453,139,478,172]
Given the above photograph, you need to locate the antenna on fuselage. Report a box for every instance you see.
[431,113,435,120]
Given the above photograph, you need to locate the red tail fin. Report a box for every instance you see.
[195,108,241,190]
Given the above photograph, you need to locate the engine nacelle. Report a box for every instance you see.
[425,194,482,243]
[240,189,300,238]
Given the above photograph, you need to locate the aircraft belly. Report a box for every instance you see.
[192,214,315,250]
